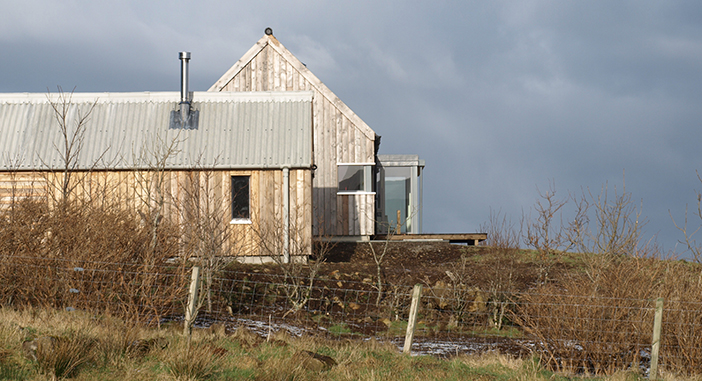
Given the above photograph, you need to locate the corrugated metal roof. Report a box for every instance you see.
[0,91,313,170]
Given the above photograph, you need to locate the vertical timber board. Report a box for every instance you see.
[351,194,360,235]
[273,48,280,90]
[252,51,260,90]
[304,170,313,251]
[250,170,261,256]
[340,115,349,164]
[233,71,240,91]
[286,61,293,90]
[294,169,303,244]
[358,193,365,236]
[249,60,255,90]
[291,64,299,91]
[273,170,283,226]
[341,194,349,235]
[322,96,332,234]
[364,193,374,235]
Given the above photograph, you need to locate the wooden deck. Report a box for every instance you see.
[372,233,487,246]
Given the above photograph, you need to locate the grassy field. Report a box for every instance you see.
[0,307,696,381]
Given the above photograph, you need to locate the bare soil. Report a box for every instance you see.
[216,241,579,358]
[316,241,569,291]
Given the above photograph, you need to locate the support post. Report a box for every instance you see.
[650,297,664,380]
[403,284,423,354]
[283,167,290,264]
[396,210,402,234]
[183,266,201,338]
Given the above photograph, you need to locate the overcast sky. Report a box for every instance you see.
[3,1,702,257]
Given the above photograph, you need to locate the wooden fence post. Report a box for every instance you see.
[183,266,201,339]
[650,297,664,380]
[403,284,423,354]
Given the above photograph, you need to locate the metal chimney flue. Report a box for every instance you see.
[170,51,199,129]
[179,51,191,122]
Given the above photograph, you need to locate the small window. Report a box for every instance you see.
[231,176,250,221]
[338,164,374,194]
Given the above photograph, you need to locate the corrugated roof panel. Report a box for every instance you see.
[0,91,312,170]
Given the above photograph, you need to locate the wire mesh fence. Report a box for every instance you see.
[0,255,190,325]
[2,256,702,376]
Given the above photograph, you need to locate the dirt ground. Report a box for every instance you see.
[227,240,575,292]
[218,241,570,357]
[315,241,550,292]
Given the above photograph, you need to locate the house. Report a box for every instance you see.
[209,28,381,239]
[0,88,314,261]
[0,29,432,261]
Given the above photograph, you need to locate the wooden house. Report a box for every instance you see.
[0,90,314,261]
[0,29,433,261]
[210,29,379,238]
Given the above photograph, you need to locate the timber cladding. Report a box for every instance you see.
[0,168,312,258]
[211,35,377,237]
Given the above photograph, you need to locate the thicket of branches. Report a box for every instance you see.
[477,178,702,376]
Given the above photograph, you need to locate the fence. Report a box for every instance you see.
[2,256,702,377]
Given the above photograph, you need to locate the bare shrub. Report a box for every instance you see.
[0,195,188,324]
[585,179,644,258]
[253,202,328,317]
[523,183,582,283]
[178,166,233,314]
[480,208,521,249]
[514,257,663,375]
[672,171,702,264]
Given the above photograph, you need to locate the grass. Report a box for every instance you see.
[0,307,679,381]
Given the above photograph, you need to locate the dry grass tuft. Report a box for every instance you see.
[459,350,523,371]
[34,334,96,379]
[162,339,224,381]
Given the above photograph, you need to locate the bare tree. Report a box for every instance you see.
[45,87,99,204]
[254,201,331,318]
[132,131,183,260]
[178,161,234,313]
[523,182,577,283]
[586,179,644,257]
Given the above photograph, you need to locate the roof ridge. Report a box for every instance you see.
[209,34,376,140]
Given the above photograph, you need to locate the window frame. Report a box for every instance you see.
[337,163,376,195]
[230,175,251,224]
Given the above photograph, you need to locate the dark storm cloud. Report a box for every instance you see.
[2,1,702,255]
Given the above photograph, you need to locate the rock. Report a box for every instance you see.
[292,350,337,372]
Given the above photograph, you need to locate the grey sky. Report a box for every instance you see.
[3,1,702,256]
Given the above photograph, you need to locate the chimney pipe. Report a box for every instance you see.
[179,51,191,122]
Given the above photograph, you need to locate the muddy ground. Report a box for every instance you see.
[214,241,563,358]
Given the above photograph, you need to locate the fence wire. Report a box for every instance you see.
[2,257,702,376]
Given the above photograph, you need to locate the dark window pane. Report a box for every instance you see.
[338,165,364,191]
[231,176,250,219]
